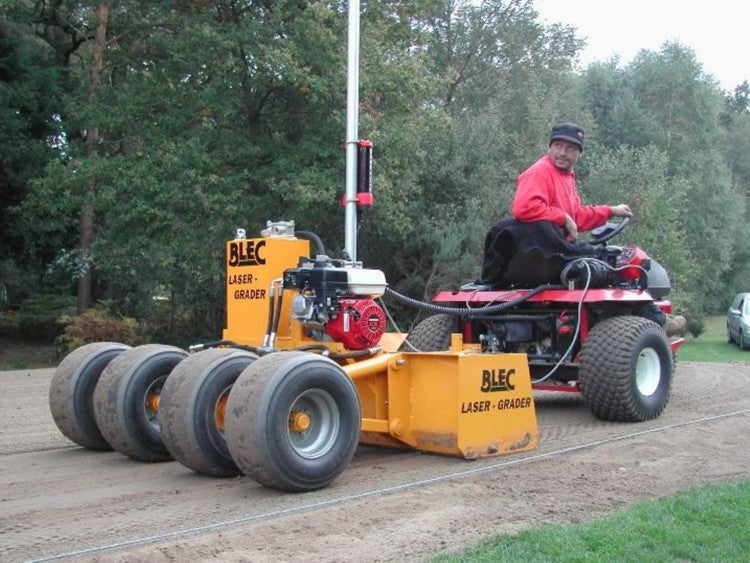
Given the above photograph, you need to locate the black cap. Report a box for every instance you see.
[549,123,584,151]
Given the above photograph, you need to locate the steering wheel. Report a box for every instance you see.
[588,217,630,245]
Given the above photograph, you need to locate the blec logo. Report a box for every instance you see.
[228,240,266,267]
[480,369,515,392]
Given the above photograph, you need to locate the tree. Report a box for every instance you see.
[0,3,66,301]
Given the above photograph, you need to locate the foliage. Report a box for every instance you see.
[15,293,76,342]
[434,479,750,562]
[55,307,149,356]
[2,1,750,340]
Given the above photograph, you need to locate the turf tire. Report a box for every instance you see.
[401,314,455,352]
[49,342,130,450]
[579,316,672,422]
[93,344,187,461]
[158,348,257,476]
[225,352,361,492]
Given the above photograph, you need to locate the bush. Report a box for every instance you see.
[0,259,36,308]
[16,294,76,342]
[0,310,20,338]
[56,308,150,355]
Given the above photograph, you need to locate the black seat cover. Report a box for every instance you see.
[480,218,600,289]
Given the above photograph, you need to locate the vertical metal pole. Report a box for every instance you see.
[344,0,360,261]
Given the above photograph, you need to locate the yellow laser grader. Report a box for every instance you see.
[47,2,679,492]
[48,218,540,491]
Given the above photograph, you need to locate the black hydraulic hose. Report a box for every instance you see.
[264,290,275,345]
[271,283,284,339]
[382,284,563,317]
[188,340,265,355]
[296,230,326,257]
[329,347,381,360]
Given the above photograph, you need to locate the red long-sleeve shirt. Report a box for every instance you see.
[512,154,611,232]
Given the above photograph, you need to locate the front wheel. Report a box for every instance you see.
[401,314,455,352]
[740,332,748,351]
[225,352,361,491]
[579,316,672,422]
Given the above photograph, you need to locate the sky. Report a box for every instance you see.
[534,0,748,92]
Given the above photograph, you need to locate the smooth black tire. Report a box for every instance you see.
[401,314,455,351]
[225,352,361,492]
[740,332,748,351]
[158,348,258,476]
[49,342,131,450]
[579,316,672,422]
[727,324,734,344]
[93,344,187,461]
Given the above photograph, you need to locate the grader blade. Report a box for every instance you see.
[346,351,538,460]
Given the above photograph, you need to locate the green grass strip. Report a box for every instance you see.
[676,315,750,362]
[435,479,750,562]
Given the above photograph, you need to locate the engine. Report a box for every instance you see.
[562,245,671,298]
[283,256,388,350]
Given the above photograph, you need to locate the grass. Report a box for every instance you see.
[435,480,750,562]
[677,315,750,362]
[434,314,750,562]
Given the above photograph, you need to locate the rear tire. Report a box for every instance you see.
[158,348,257,476]
[402,314,455,351]
[225,352,361,491]
[93,344,187,461]
[740,332,748,351]
[49,342,130,450]
[579,316,672,422]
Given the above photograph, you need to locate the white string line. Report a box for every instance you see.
[29,408,750,562]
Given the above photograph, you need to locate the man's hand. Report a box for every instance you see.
[564,214,578,241]
[611,204,633,218]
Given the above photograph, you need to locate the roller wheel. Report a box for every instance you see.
[401,314,455,351]
[225,352,361,492]
[49,342,130,450]
[93,344,187,461]
[579,316,672,422]
[158,348,258,476]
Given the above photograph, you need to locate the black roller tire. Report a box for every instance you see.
[49,342,130,450]
[579,316,672,422]
[401,314,455,352]
[93,344,188,461]
[225,351,361,492]
[158,348,258,477]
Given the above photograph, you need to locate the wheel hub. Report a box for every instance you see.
[214,389,231,432]
[287,388,339,459]
[289,411,312,433]
[635,347,661,396]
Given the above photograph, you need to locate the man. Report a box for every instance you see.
[482,122,685,336]
[512,122,632,240]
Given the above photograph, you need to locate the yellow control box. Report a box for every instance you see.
[223,236,309,346]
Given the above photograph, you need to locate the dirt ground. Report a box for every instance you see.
[1,361,749,562]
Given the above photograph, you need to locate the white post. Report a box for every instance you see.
[344,0,360,261]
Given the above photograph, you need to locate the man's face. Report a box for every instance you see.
[548,140,581,171]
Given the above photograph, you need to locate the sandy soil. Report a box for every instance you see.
[1,361,748,562]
